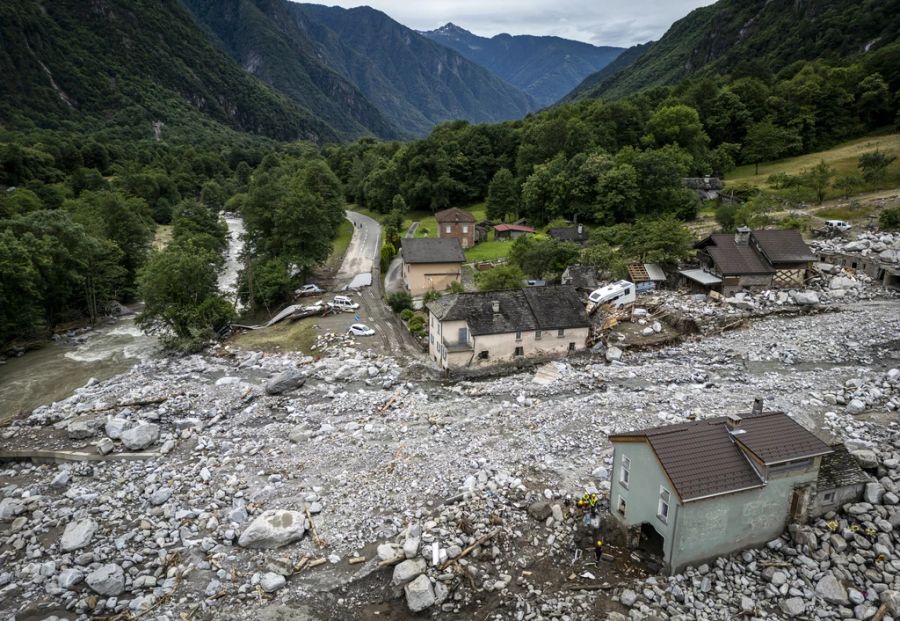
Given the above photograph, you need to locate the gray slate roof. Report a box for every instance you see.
[401,238,465,264]
[752,230,816,264]
[427,285,589,336]
[610,411,832,502]
[817,444,871,491]
[703,234,774,275]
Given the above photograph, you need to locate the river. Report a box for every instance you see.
[0,215,245,418]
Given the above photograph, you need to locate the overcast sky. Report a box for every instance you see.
[297,1,715,47]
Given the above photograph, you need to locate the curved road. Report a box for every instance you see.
[337,211,422,357]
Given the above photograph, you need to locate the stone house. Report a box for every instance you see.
[608,400,833,574]
[548,224,589,245]
[425,285,590,370]
[493,223,535,240]
[809,444,870,518]
[695,228,815,295]
[400,238,465,297]
[435,208,478,249]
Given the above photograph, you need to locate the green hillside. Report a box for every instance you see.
[571,0,900,100]
[0,0,326,142]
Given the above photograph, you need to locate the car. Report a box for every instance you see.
[525,279,546,287]
[331,295,360,311]
[295,284,324,296]
[348,323,375,337]
[824,219,852,232]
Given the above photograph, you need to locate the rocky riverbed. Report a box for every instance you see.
[1,297,899,620]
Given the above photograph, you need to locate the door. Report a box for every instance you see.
[789,487,809,523]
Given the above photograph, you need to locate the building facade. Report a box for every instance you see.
[435,208,477,249]
[608,404,833,574]
[400,238,465,297]
[426,286,591,370]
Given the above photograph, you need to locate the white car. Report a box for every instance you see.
[348,323,375,337]
[296,284,324,296]
[824,219,852,232]
[331,295,360,311]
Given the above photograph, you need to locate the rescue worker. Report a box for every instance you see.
[595,538,604,562]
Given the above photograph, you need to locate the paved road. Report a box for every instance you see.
[337,212,422,357]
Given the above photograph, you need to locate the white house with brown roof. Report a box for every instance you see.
[608,400,833,573]
[400,238,466,297]
[426,286,591,369]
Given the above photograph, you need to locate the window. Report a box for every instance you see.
[445,225,451,234]
[822,491,835,504]
[478,350,489,360]
[514,346,524,357]
[535,330,542,340]
[568,342,576,352]
[557,329,565,337]
[619,456,630,489]
[463,225,469,233]
[515,330,522,341]
[617,496,626,515]
[658,486,671,524]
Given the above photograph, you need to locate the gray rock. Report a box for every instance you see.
[96,437,114,455]
[792,291,820,306]
[851,449,878,469]
[865,482,885,504]
[51,470,71,489]
[66,414,105,440]
[527,501,552,521]
[105,418,129,439]
[265,369,305,396]
[377,543,403,564]
[86,563,125,596]
[846,398,866,414]
[260,572,286,593]
[815,573,849,605]
[288,425,311,444]
[881,590,900,614]
[550,504,564,522]
[405,574,435,612]
[770,571,787,586]
[392,559,426,586]
[779,597,806,617]
[238,510,307,548]
[606,347,623,362]
[150,487,173,506]
[620,588,638,607]
[0,498,24,519]
[120,423,160,450]
[60,518,97,552]
[403,536,420,559]
[57,568,84,589]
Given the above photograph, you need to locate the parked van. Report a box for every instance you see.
[330,295,359,311]
[587,280,636,313]
[824,220,852,233]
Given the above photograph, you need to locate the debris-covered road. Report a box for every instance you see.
[1,297,899,620]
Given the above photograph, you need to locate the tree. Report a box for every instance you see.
[624,217,693,265]
[880,207,900,230]
[833,174,862,198]
[595,164,639,223]
[386,291,413,313]
[800,161,834,204]
[858,150,897,184]
[508,237,582,279]
[240,257,292,311]
[642,104,710,159]
[137,245,234,351]
[486,168,519,222]
[391,194,408,213]
[743,119,802,175]
[476,265,525,291]
[382,209,405,247]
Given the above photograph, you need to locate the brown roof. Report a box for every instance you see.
[435,207,475,223]
[751,230,816,264]
[610,412,832,502]
[702,234,774,275]
[734,414,832,465]
[494,224,535,233]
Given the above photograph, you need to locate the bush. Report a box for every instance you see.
[400,308,414,321]
[447,281,465,294]
[423,289,442,303]
[407,315,425,334]
[386,291,413,313]
[880,207,900,230]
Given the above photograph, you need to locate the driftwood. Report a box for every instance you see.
[348,556,366,565]
[306,558,327,569]
[379,391,401,413]
[872,602,890,621]
[439,529,500,570]
[89,395,171,413]
[564,583,612,591]
[305,506,324,547]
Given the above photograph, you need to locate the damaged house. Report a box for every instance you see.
[695,227,816,295]
[426,286,590,370]
[608,400,837,574]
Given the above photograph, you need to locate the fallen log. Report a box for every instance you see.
[305,506,324,548]
[89,395,170,413]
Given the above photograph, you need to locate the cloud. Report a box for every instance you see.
[295,0,715,47]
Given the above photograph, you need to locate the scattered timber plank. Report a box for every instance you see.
[0,449,161,464]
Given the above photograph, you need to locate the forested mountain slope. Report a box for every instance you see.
[181,0,403,142]
[563,42,651,102]
[0,0,325,142]
[571,0,900,100]
[422,23,623,107]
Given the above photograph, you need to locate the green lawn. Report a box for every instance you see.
[727,132,900,189]
[331,219,353,258]
[231,321,317,354]
[465,238,514,262]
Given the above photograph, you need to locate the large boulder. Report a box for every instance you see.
[265,369,306,396]
[238,510,307,549]
[815,573,849,605]
[851,449,878,470]
[779,597,806,617]
[66,414,105,440]
[606,347,623,362]
[60,518,97,552]
[0,498,25,519]
[392,558,426,586]
[86,563,125,596]
[404,574,435,612]
[791,291,820,306]
[120,423,160,450]
[260,572,286,593]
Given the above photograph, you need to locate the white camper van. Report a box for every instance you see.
[587,280,636,314]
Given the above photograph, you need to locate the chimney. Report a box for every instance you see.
[734,226,750,245]
[491,300,500,314]
[725,413,742,431]
[751,397,763,416]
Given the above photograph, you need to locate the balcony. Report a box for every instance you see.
[442,337,473,353]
